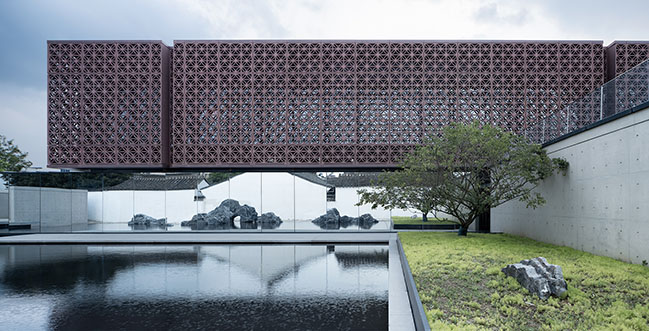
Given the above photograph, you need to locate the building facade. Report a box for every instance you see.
[47,40,649,170]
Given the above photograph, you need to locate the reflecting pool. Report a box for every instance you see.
[0,244,388,330]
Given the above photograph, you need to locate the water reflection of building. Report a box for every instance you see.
[0,244,389,330]
[0,244,388,295]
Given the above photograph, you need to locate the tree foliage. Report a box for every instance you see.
[2,172,132,189]
[359,122,568,235]
[356,168,440,222]
[207,172,242,185]
[0,134,32,172]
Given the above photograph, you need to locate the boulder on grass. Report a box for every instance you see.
[502,257,568,300]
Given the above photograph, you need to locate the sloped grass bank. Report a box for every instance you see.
[399,232,649,330]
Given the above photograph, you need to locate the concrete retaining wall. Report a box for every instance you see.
[8,186,88,228]
[492,106,649,264]
[0,191,8,219]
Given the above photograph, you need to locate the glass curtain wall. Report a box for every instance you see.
[1,171,390,234]
[260,172,295,232]
[294,173,327,232]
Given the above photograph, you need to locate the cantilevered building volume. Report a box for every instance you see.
[47,40,649,170]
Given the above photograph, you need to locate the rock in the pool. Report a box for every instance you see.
[502,257,568,300]
[312,208,341,225]
[182,199,260,226]
[205,206,235,224]
[219,199,241,213]
[258,212,282,225]
[312,209,379,230]
[357,213,379,228]
[235,205,258,223]
[181,213,208,227]
[128,214,168,226]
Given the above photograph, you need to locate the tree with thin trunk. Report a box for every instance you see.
[0,134,32,172]
[356,168,440,222]
[358,122,568,235]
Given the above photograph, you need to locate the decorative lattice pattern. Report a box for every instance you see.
[171,41,604,167]
[605,42,649,115]
[47,41,170,167]
[608,42,649,77]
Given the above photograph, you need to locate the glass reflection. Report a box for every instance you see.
[1,171,392,233]
[0,244,388,331]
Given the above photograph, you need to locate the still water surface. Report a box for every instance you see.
[0,244,388,330]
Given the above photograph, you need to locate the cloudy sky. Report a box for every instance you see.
[1,0,648,167]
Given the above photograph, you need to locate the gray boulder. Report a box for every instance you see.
[502,257,568,300]
[357,213,379,229]
[312,209,379,230]
[206,206,235,224]
[128,214,167,226]
[181,213,208,226]
[339,215,355,227]
[219,199,241,213]
[258,212,282,225]
[312,208,341,225]
[235,205,258,223]
[182,199,260,227]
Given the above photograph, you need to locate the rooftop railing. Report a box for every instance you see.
[541,57,649,144]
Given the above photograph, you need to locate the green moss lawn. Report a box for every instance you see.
[392,216,457,225]
[399,232,649,330]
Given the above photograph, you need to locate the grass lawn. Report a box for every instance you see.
[392,216,458,225]
[399,232,649,330]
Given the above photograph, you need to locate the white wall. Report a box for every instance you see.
[89,173,329,224]
[89,189,199,223]
[202,172,326,221]
[261,172,295,220]
[294,174,327,220]
[88,191,102,222]
[229,172,262,213]
[492,106,649,264]
[331,187,362,217]
[8,186,88,228]
[201,181,230,212]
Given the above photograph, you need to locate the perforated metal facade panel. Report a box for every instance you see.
[47,41,171,168]
[604,42,649,116]
[170,41,604,168]
[46,39,649,170]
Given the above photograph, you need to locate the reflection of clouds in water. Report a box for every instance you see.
[0,295,54,330]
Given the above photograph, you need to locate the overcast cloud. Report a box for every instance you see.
[1,0,648,167]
